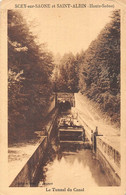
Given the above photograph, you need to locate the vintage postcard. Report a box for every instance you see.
[0,0,126,194]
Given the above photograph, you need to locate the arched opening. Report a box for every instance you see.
[58,101,71,112]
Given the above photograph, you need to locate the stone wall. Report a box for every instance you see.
[10,109,58,187]
[96,136,120,185]
[56,92,75,107]
[77,113,121,185]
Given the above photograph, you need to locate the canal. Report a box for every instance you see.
[33,109,111,187]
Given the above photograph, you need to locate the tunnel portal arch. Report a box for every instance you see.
[56,92,75,109]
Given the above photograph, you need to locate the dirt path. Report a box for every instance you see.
[74,93,120,151]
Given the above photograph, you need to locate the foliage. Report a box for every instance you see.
[78,10,120,125]
[8,10,54,142]
[55,53,79,92]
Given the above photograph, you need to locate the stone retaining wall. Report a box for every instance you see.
[77,113,121,185]
[96,136,121,186]
[10,109,58,187]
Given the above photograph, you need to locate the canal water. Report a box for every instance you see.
[34,111,111,187]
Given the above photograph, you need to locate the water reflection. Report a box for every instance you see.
[35,137,111,187]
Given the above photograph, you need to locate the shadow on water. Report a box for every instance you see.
[31,108,111,187]
[33,134,111,187]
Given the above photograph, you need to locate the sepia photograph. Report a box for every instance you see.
[0,0,126,194]
[7,7,121,188]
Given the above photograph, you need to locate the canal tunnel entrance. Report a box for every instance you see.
[56,92,75,108]
[58,100,71,112]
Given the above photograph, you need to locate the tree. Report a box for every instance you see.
[8,10,54,142]
[55,53,79,92]
[78,10,120,125]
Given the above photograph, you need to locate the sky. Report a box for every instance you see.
[22,8,113,55]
